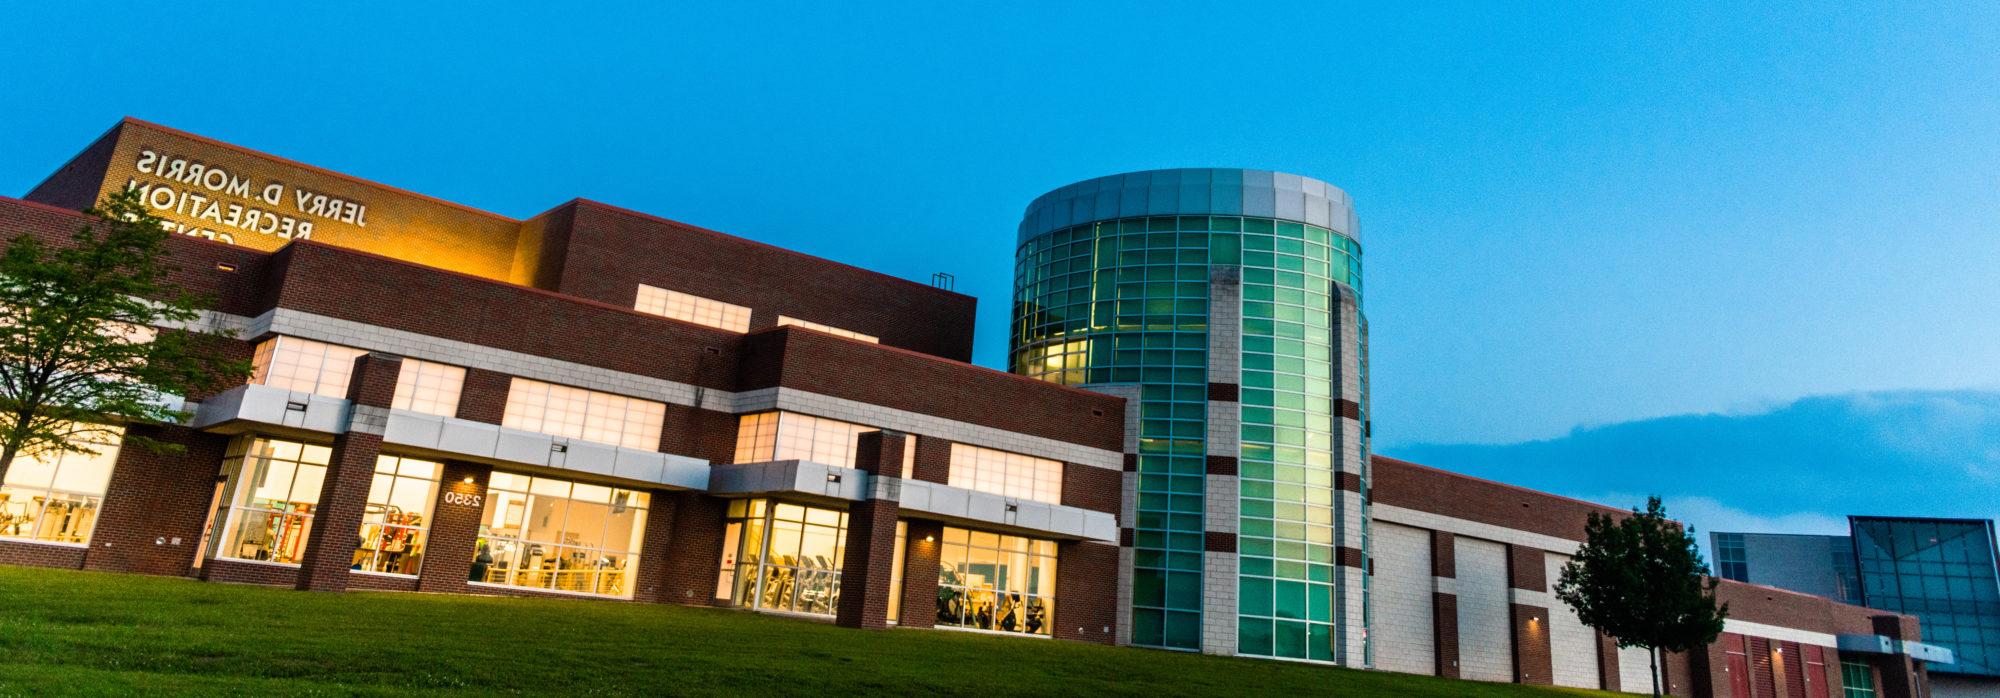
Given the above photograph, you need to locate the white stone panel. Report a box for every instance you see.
[1618,645,1661,695]
[1371,522,1434,675]
[1543,552,1598,689]
[1455,537,1514,683]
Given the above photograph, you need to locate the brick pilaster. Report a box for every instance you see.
[1598,632,1623,692]
[834,431,905,629]
[659,491,728,605]
[295,353,401,592]
[1055,540,1120,645]
[1511,603,1553,685]
[629,492,680,603]
[898,519,944,628]
[417,460,491,593]
[1431,529,1459,678]
[911,435,952,484]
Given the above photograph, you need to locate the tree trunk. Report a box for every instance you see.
[1649,645,1661,698]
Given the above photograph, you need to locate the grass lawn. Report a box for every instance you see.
[0,566,1621,696]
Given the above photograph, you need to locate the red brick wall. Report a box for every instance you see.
[1511,603,1553,685]
[417,460,491,594]
[1061,462,1121,515]
[898,519,944,628]
[294,429,385,592]
[1434,592,1461,679]
[85,424,227,576]
[201,558,299,586]
[546,201,978,362]
[345,571,419,592]
[911,436,952,484]
[0,539,88,569]
[629,492,681,604]
[835,499,900,629]
[1054,540,1118,645]
[0,197,275,318]
[22,126,122,212]
[661,404,738,463]
[1372,455,1628,542]
[740,328,1125,451]
[455,368,513,425]
[657,492,728,606]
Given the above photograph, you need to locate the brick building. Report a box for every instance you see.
[0,119,1952,695]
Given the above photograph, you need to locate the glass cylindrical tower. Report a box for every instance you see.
[1010,169,1369,664]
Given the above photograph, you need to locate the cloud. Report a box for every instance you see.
[1382,390,2000,526]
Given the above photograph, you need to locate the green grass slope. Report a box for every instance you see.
[0,566,1619,696]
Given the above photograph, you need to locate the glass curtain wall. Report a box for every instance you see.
[1012,213,1361,657]
[936,527,1057,636]
[1852,518,2000,676]
[0,426,123,545]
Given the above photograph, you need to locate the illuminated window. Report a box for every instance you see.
[474,472,648,598]
[391,359,465,418]
[502,379,665,450]
[214,437,330,565]
[0,425,123,545]
[733,411,912,474]
[721,498,848,616]
[777,316,879,343]
[251,337,367,398]
[949,443,1063,504]
[937,527,1057,636]
[352,455,441,576]
[635,285,751,333]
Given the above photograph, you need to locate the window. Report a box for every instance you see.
[352,455,441,576]
[948,444,1062,504]
[473,472,648,598]
[502,378,665,450]
[391,359,465,417]
[1841,660,1875,697]
[0,426,122,545]
[635,285,750,333]
[732,412,912,474]
[721,498,848,616]
[936,527,1056,636]
[214,438,330,565]
[1715,532,1749,582]
[776,316,878,343]
[251,337,367,398]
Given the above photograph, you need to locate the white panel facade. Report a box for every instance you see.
[1370,522,1435,675]
[1543,552,1599,688]
[1618,645,1661,695]
[1455,537,1513,683]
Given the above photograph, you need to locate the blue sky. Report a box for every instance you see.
[2,4,1996,537]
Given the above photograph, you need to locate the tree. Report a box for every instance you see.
[0,188,250,484]
[1555,496,1727,698]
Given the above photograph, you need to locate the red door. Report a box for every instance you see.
[1725,634,1752,698]
[1803,645,1830,698]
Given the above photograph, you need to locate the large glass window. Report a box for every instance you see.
[1853,517,2000,676]
[251,336,367,398]
[1841,660,1875,697]
[391,359,465,418]
[936,527,1056,636]
[0,426,122,545]
[1715,532,1749,581]
[473,472,649,598]
[721,498,848,616]
[635,285,751,333]
[948,443,1062,504]
[776,316,879,343]
[352,455,441,576]
[502,378,665,451]
[215,438,330,565]
[731,412,912,474]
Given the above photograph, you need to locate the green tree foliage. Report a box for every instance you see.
[0,188,250,483]
[1555,496,1727,697]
